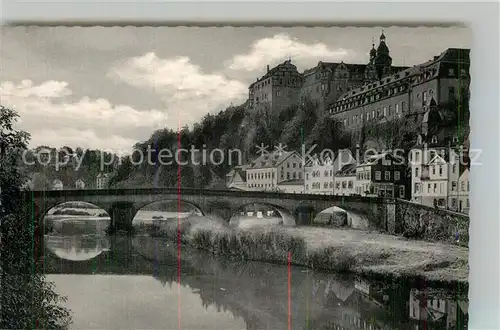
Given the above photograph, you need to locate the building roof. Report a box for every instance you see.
[332,48,470,107]
[278,179,304,186]
[335,163,357,177]
[248,150,300,169]
[249,60,299,88]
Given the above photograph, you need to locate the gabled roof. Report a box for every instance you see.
[335,163,357,176]
[249,150,301,169]
[278,179,304,186]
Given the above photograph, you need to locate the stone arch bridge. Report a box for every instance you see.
[24,188,396,232]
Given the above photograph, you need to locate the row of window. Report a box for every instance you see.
[306,182,334,190]
[306,169,334,179]
[336,101,407,126]
[330,85,408,113]
[248,172,275,180]
[413,180,469,194]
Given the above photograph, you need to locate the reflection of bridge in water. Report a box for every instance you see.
[44,236,468,330]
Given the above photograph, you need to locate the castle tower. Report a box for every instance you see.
[374,30,393,79]
[364,38,379,83]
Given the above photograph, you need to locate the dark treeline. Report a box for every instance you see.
[109,99,353,188]
[20,146,119,190]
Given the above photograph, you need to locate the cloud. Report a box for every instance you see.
[228,34,351,72]
[109,53,248,124]
[1,80,168,152]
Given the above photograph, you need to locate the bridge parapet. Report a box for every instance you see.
[24,188,393,233]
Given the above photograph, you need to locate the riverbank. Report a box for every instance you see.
[152,216,469,286]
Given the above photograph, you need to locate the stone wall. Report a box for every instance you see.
[394,199,469,246]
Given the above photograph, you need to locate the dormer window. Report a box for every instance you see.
[453,136,459,143]
[431,135,438,144]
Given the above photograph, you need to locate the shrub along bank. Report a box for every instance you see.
[151,216,469,286]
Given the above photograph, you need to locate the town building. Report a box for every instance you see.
[277,179,304,194]
[96,173,110,190]
[304,154,334,195]
[75,179,86,190]
[52,179,63,191]
[304,149,356,195]
[354,152,407,198]
[333,163,357,196]
[409,136,468,211]
[247,32,409,117]
[245,150,303,191]
[454,168,470,214]
[225,165,249,191]
[301,33,408,116]
[329,46,470,145]
[247,60,304,114]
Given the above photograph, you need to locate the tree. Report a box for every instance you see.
[1,106,72,329]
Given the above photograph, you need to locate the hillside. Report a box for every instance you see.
[108,98,436,189]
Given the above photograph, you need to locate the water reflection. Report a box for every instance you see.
[45,236,468,330]
[46,235,110,262]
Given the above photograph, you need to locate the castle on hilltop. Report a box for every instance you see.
[246,31,470,149]
[247,31,409,116]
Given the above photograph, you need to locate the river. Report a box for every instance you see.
[43,216,469,330]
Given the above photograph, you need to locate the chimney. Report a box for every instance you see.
[267,65,270,72]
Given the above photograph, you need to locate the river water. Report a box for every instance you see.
[43,216,469,330]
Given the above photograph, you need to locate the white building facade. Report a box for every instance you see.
[96,173,110,190]
[245,151,303,191]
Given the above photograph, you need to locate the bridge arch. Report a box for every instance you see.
[229,202,296,227]
[42,201,110,235]
[298,203,370,229]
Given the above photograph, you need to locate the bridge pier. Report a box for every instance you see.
[107,201,137,234]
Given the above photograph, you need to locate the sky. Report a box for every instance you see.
[1,26,471,153]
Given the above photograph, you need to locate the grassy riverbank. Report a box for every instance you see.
[153,216,469,285]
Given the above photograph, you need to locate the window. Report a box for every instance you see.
[461,181,465,191]
[439,166,443,176]
[428,183,431,192]
[342,181,347,188]
[329,182,333,188]
[372,110,375,119]
[324,182,328,188]
[399,186,405,198]
[432,166,436,175]
[276,90,281,97]
[375,171,381,180]
[298,172,302,179]
[460,69,467,77]
[324,170,328,177]
[385,171,390,180]
[402,101,406,112]
[434,183,437,193]
[452,198,457,207]
[348,181,353,188]
[287,172,290,179]
[415,167,419,177]
[336,182,340,189]
[431,135,438,143]
[306,173,309,180]
[453,164,457,173]
[466,198,470,207]
[383,107,386,117]
[449,68,455,76]
[467,181,470,191]
[306,184,309,190]
[414,183,419,193]
[287,163,290,168]
[452,182,457,191]
[394,171,400,181]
